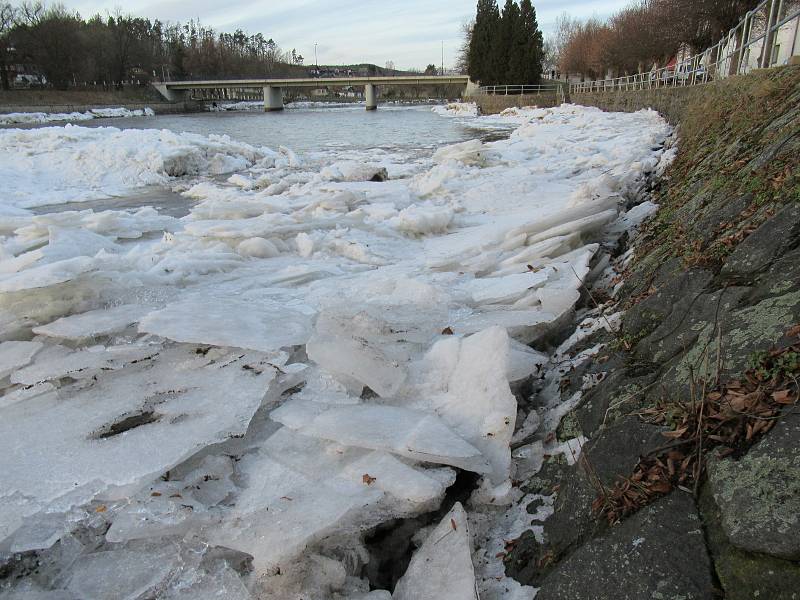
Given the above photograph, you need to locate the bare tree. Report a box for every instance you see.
[455,19,473,75]
[0,2,16,89]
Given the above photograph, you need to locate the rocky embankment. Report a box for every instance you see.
[506,66,800,598]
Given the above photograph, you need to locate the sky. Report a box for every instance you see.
[66,0,632,70]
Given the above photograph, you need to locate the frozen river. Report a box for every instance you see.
[0,102,674,599]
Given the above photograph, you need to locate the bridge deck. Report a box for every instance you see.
[164,75,470,90]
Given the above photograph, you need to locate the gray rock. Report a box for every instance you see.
[505,460,601,586]
[634,286,750,366]
[658,289,800,393]
[507,417,667,586]
[536,492,714,600]
[707,410,800,560]
[699,483,800,600]
[622,262,713,343]
[574,367,658,436]
[721,203,800,278]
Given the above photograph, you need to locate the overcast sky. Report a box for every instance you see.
[65,0,631,69]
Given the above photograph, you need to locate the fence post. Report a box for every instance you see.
[760,0,778,68]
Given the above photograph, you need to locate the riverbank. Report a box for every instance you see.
[505,65,800,599]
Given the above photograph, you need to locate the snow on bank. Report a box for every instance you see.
[0,106,154,126]
[0,105,673,599]
[432,101,479,118]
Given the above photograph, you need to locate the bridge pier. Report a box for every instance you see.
[263,85,284,112]
[365,84,377,111]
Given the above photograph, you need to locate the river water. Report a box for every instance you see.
[29,104,512,216]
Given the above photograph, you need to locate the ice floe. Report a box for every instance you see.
[0,103,674,597]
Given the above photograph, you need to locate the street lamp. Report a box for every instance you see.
[314,43,318,70]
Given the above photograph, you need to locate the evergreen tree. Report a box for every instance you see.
[507,0,544,84]
[492,0,518,86]
[467,0,499,84]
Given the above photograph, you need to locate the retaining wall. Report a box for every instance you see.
[570,84,708,124]
[475,92,561,115]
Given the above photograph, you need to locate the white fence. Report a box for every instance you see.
[571,0,800,94]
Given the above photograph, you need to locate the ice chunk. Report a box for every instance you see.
[422,327,517,483]
[452,308,554,342]
[207,450,380,574]
[0,256,96,293]
[389,204,453,235]
[466,269,551,305]
[393,502,478,600]
[432,139,486,165]
[139,296,312,353]
[32,304,151,341]
[306,333,407,397]
[161,563,252,600]
[271,399,491,473]
[236,237,280,258]
[0,347,275,544]
[66,546,183,600]
[507,339,548,382]
[105,455,236,543]
[0,340,43,379]
[0,382,55,410]
[11,343,160,386]
[341,452,451,504]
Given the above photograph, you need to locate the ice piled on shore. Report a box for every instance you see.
[0,106,154,126]
[431,102,479,118]
[0,103,673,598]
[0,125,272,208]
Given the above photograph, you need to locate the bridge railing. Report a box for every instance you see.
[570,0,800,94]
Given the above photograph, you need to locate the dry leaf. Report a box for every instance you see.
[661,427,688,439]
[362,474,376,485]
[450,518,457,531]
[95,505,107,513]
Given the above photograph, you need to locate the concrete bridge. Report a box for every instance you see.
[154,75,474,111]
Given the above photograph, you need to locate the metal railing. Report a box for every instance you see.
[479,84,562,95]
[571,0,800,94]
[478,84,566,104]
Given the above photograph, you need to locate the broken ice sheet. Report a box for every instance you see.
[139,295,313,353]
[271,399,491,473]
[66,545,184,600]
[10,343,160,386]
[393,502,478,600]
[32,304,151,341]
[206,450,381,575]
[0,346,276,544]
[414,327,518,484]
[0,340,43,379]
[105,455,236,544]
